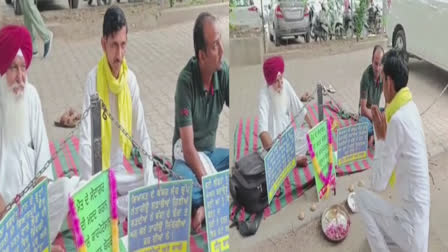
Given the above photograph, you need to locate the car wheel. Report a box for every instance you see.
[393,29,409,63]
[69,0,79,8]
[269,33,274,42]
[305,32,311,43]
[275,33,280,46]
[6,0,11,4]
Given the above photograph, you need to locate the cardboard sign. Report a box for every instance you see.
[72,171,112,251]
[264,126,297,203]
[128,180,193,252]
[0,180,50,252]
[203,170,230,252]
[337,123,369,166]
[308,121,336,200]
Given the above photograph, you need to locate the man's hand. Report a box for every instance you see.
[372,105,387,140]
[37,176,48,184]
[0,194,6,221]
[260,132,273,151]
[179,126,207,185]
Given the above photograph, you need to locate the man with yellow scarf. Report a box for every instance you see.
[355,49,430,252]
[79,6,156,221]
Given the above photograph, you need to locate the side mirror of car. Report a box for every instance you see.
[268,4,271,9]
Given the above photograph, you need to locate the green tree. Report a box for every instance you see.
[354,0,368,41]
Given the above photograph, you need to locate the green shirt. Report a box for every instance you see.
[359,64,383,110]
[172,57,229,153]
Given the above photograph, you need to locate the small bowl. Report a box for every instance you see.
[347,192,357,213]
[321,204,351,242]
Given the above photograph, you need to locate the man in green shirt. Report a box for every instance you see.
[172,12,229,233]
[359,45,384,145]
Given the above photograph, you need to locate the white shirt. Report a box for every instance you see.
[79,67,156,186]
[0,84,54,203]
[258,79,307,138]
[370,101,430,251]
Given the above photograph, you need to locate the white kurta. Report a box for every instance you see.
[355,101,430,252]
[0,83,79,243]
[258,78,309,156]
[79,67,156,220]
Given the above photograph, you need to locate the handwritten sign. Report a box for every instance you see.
[264,126,297,203]
[73,171,112,251]
[203,170,230,252]
[0,180,50,252]
[308,121,335,200]
[337,123,368,166]
[128,180,192,252]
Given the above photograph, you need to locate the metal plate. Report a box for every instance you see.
[347,192,357,213]
[321,204,351,242]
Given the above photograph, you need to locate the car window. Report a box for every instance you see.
[230,0,254,6]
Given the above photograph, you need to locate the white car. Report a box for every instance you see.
[230,0,263,31]
[385,0,448,71]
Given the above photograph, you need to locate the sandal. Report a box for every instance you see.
[54,108,81,128]
[300,92,314,103]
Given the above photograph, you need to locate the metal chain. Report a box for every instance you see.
[98,100,202,189]
[0,105,93,220]
[257,86,319,158]
[271,85,318,145]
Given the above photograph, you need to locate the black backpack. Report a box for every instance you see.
[230,152,268,236]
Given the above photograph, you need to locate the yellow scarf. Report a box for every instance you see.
[385,87,412,187]
[97,55,133,170]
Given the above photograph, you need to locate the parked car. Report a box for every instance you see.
[385,0,448,70]
[230,0,263,31]
[267,0,311,46]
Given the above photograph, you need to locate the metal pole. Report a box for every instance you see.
[317,83,324,122]
[261,0,267,53]
[90,94,102,175]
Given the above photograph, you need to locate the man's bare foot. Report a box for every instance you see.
[51,245,65,252]
[296,156,308,167]
[192,206,205,233]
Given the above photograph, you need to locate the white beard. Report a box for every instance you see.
[0,76,28,146]
[268,84,289,118]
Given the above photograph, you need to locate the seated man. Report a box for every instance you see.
[79,6,157,221]
[258,56,314,167]
[0,25,78,252]
[359,45,384,145]
[172,12,229,233]
[355,49,430,252]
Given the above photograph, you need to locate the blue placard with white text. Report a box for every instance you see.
[264,126,297,203]
[0,180,50,252]
[337,123,369,166]
[127,180,192,252]
[203,170,230,252]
